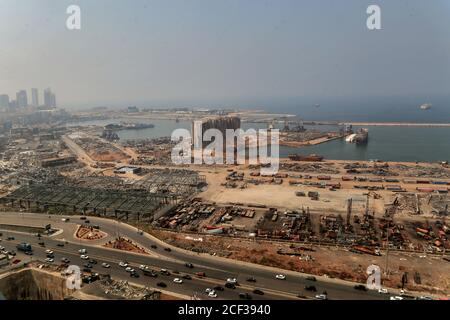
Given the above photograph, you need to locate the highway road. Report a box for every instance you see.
[0,212,402,300]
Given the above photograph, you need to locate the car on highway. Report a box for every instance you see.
[213,286,224,292]
[6,237,15,241]
[226,278,237,284]
[305,285,317,292]
[378,288,389,294]
[125,267,135,273]
[225,283,236,289]
[156,282,167,288]
[184,262,194,268]
[417,296,433,300]
[118,261,128,267]
[80,255,89,260]
[61,218,70,222]
[306,276,317,281]
[390,296,404,300]
[130,271,139,278]
[89,259,97,264]
[160,269,171,276]
[195,272,206,277]
[25,251,33,256]
[143,270,158,277]
[139,264,150,271]
[84,263,93,269]
[354,284,368,291]
[38,242,45,246]
[182,274,192,280]
[275,274,286,280]
[239,293,252,300]
[173,278,183,284]
[80,216,87,220]
[208,291,217,298]
[164,247,172,252]
[57,243,64,247]
[46,253,54,259]
[246,277,256,282]
[61,258,70,263]
[253,289,264,295]
[45,249,54,255]
[101,263,110,268]
[150,245,157,249]
[8,251,16,256]
[315,294,328,300]
[85,220,90,224]
[78,249,87,254]
[45,258,54,263]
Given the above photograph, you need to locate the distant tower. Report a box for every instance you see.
[16,90,28,107]
[31,88,39,106]
[0,94,9,108]
[44,88,56,108]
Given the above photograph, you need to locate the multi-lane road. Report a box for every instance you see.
[0,212,405,300]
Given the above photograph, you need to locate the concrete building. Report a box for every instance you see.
[0,94,9,108]
[16,90,28,107]
[192,116,241,149]
[31,88,39,107]
[43,88,56,108]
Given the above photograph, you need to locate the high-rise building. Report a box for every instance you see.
[16,90,28,107]
[43,88,56,108]
[0,94,9,108]
[31,88,39,106]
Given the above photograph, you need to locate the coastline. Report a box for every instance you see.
[341,122,450,127]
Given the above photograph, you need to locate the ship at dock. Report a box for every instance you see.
[288,154,324,162]
[352,128,369,144]
[104,122,155,131]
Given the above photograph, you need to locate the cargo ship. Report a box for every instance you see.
[420,103,432,110]
[104,123,155,131]
[354,128,369,144]
[346,128,368,144]
[288,154,324,162]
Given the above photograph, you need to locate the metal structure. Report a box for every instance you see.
[2,184,178,221]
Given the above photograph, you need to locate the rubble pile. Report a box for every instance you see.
[99,278,160,300]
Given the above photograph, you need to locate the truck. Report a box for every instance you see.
[16,242,32,253]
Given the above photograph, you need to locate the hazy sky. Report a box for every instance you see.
[1,0,449,109]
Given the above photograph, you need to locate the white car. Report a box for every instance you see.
[78,249,87,254]
[275,274,286,280]
[45,258,54,263]
[205,288,212,293]
[119,261,128,268]
[125,267,135,273]
[315,294,327,300]
[378,288,388,294]
[208,291,217,298]
[173,278,183,284]
[418,296,433,300]
[45,249,54,254]
[139,265,149,271]
[226,278,237,284]
[390,296,404,300]
[80,254,89,260]
[102,263,110,268]
[400,289,406,295]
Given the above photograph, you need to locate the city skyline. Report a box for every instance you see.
[0,87,56,109]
